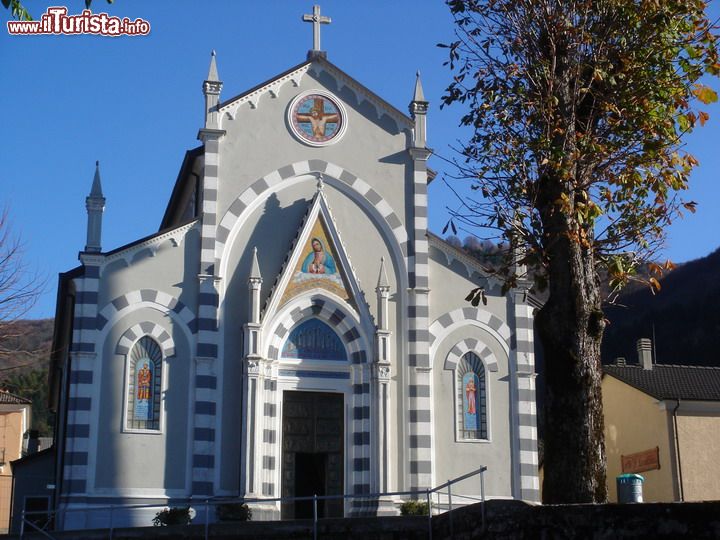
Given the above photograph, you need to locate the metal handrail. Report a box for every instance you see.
[20,465,488,540]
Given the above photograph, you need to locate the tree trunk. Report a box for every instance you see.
[536,232,607,504]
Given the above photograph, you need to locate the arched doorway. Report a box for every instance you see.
[279,318,347,519]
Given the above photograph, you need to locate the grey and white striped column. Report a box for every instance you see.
[407,144,432,492]
[193,128,224,496]
[64,256,102,497]
[512,288,540,502]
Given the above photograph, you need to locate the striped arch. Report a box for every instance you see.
[97,289,196,334]
[444,338,499,373]
[115,322,176,357]
[429,307,513,358]
[266,297,368,363]
[261,295,372,501]
[215,160,409,277]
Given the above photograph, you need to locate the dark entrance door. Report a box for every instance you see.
[281,391,344,519]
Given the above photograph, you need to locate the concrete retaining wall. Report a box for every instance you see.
[6,500,720,539]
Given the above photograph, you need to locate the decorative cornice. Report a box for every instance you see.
[408,147,431,160]
[103,220,198,266]
[310,62,412,128]
[428,233,501,289]
[79,253,105,267]
[198,127,226,142]
[219,64,311,120]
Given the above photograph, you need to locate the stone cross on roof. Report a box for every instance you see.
[302,4,331,52]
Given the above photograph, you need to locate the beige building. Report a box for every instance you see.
[603,340,720,502]
[0,391,31,533]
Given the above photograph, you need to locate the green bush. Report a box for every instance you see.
[152,506,192,526]
[400,500,429,516]
[216,502,252,522]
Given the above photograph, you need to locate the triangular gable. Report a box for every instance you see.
[217,57,413,129]
[263,185,369,322]
[280,214,351,305]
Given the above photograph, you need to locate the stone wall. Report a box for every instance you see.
[432,499,720,539]
[6,500,720,539]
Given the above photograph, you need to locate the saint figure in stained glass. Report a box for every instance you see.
[465,377,477,415]
[137,362,152,400]
[462,372,481,431]
[133,358,154,421]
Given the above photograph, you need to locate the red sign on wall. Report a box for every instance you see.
[621,447,660,473]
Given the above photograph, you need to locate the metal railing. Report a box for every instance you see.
[20,465,487,540]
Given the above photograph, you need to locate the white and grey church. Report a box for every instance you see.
[48,7,539,528]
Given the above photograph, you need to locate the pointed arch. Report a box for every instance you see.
[265,293,369,363]
[430,307,513,360]
[281,318,348,361]
[443,337,499,373]
[115,322,176,357]
[215,161,409,288]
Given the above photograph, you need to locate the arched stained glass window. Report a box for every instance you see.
[457,352,487,440]
[126,336,162,431]
[281,318,347,361]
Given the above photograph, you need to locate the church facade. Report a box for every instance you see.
[49,27,539,528]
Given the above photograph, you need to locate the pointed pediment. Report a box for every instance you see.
[263,187,367,319]
[280,211,352,305]
[216,57,413,130]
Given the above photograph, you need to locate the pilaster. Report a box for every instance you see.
[63,252,103,498]
[510,285,540,502]
[407,76,433,491]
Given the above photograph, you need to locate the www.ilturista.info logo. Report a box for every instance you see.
[7,6,150,36]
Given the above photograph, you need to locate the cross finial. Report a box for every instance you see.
[302,5,331,52]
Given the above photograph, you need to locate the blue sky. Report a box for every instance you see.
[2,1,719,319]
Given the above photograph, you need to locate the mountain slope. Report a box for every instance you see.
[602,247,720,367]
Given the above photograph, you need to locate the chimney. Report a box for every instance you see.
[636,338,653,370]
[615,357,626,366]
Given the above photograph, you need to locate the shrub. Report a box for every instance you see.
[400,500,429,516]
[152,506,192,526]
[216,502,252,522]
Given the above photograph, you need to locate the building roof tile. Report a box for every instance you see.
[603,364,720,401]
[0,390,31,405]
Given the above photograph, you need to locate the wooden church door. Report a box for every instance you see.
[281,390,344,519]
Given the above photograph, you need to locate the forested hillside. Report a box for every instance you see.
[0,318,54,436]
[602,247,720,367]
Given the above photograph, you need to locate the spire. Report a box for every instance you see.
[412,70,425,102]
[248,247,262,325]
[207,49,219,82]
[249,247,262,282]
[90,160,103,198]
[84,161,106,253]
[376,257,390,290]
[203,50,223,129]
[375,257,391,332]
[409,70,429,149]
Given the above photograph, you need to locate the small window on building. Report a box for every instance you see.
[457,352,488,440]
[126,336,162,431]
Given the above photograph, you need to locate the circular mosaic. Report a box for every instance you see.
[288,91,347,146]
